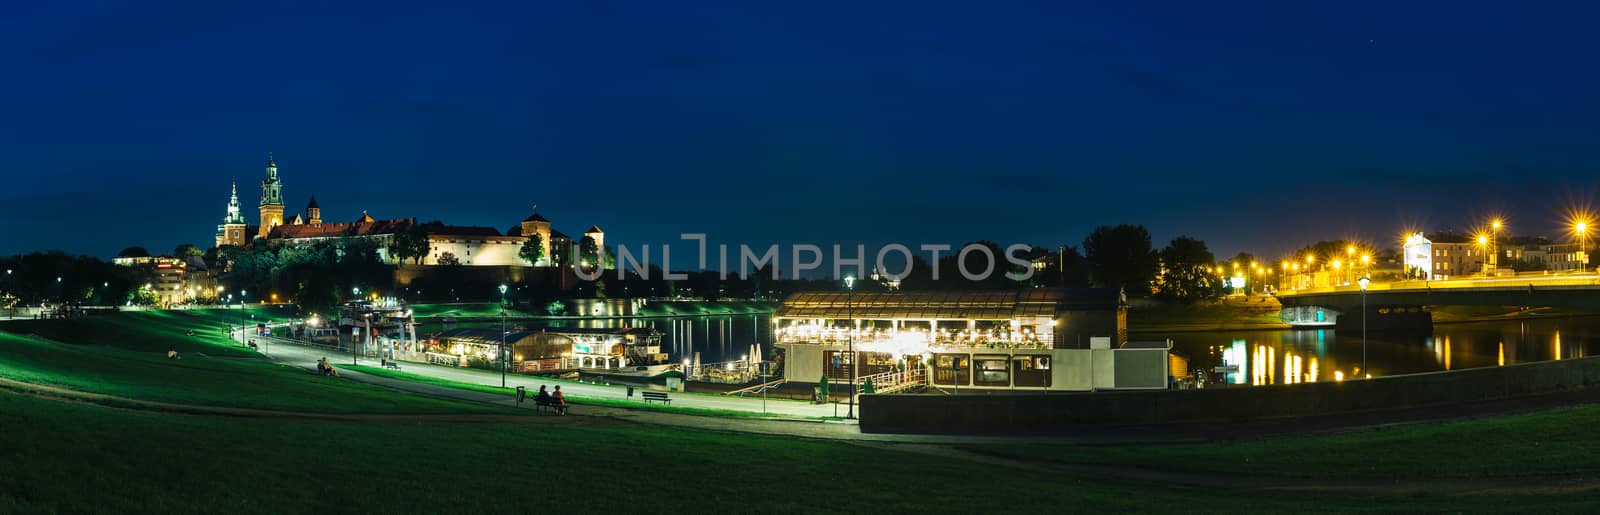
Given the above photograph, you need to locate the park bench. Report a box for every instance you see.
[641,391,671,405]
[536,397,567,415]
[383,361,401,371]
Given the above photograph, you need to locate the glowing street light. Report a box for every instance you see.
[1358,275,1371,377]
[844,274,856,420]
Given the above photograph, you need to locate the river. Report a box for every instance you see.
[1142,316,1600,385]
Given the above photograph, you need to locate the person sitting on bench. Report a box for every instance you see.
[536,385,551,408]
[552,385,568,415]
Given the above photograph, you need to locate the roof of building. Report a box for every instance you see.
[586,225,603,234]
[359,211,375,223]
[424,225,502,237]
[772,288,1121,320]
[268,219,413,239]
[306,196,319,209]
[523,212,550,223]
[550,229,570,240]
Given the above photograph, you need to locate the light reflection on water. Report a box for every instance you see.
[1147,316,1600,385]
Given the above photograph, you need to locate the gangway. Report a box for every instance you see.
[856,368,926,395]
[725,378,787,396]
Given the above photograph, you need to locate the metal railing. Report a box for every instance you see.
[855,368,926,394]
[1282,273,1600,296]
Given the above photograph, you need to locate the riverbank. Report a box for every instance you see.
[1129,297,1600,333]
[1127,296,1289,333]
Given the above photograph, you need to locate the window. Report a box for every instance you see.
[932,353,970,386]
[974,355,1010,386]
[1012,355,1051,387]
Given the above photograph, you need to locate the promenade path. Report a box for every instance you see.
[240,330,848,420]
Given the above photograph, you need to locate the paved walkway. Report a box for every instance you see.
[242,331,851,419]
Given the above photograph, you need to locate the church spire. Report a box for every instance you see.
[222,180,245,225]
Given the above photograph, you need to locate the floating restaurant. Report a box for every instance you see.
[425,326,673,377]
[773,288,1171,392]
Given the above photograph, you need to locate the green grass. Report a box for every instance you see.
[6,390,1599,513]
[0,307,301,355]
[967,404,1600,480]
[0,316,513,415]
[347,364,798,419]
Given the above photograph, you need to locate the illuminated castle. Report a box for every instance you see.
[210,154,602,268]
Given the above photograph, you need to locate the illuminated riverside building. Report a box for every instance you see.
[773,289,1172,392]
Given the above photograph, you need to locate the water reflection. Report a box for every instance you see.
[1151,316,1600,386]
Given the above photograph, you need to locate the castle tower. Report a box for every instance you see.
[306,196,322,225]
[583,225,605,266]
[521,210,552,266]
[214,181,248,247]
[257,153,285,239]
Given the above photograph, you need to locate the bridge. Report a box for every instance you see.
[1275,273,1600,328]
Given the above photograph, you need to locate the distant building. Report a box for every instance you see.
[1521,243,1588,272]
[1429,242,1487,280]
[112,255,216,306]
[208,154,603,269]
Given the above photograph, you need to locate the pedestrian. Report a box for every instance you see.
[552,385,567,415]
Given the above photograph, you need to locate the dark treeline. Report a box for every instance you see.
[0,251,143,307]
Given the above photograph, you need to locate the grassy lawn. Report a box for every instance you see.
[348,365,802,419]
[0,327,511,415]
[967,404,1600,480]
[0,306,301,355]
[5,391,1597,514]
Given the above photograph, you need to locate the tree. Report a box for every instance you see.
[1157,236,1218,303]
[1083,225,1158,296]
[577,235,601,268]
[437,251,461,267]
[519,233,545,266]
[1226,252,1257,270]
[173,244,204,258]
[117,246,150,258]
[1036,245,1090,288]
[390,224,431,265]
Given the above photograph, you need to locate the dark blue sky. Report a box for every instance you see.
[3,1,1598,261]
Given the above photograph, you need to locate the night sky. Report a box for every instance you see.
[3,1,1598,263]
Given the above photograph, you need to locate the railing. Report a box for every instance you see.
[726,378,787,396]
[856,368,926,394]
[776,338,1051,350]
[424,352,461,366]
[1281,273,1600,296]
[686,360,762,384]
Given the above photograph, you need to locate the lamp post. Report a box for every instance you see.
[499,284,509,388]
[358,312,369,366]
[240,290,248,343]
[844,274,856,420]
[1491,218,1503,273]
[1358,276,1370,378]
[1574,220,1587,273]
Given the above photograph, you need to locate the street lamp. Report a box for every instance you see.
[1491,218,1503,272]
[1578,221,1590,272]
[844,274,856,420]
[240,290,248,343]
[500,284,510,389]
[1358,275,1370,378]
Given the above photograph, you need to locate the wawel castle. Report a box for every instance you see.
[214,155,602,268]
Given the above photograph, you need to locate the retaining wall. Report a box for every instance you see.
[860,355,1600,434]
